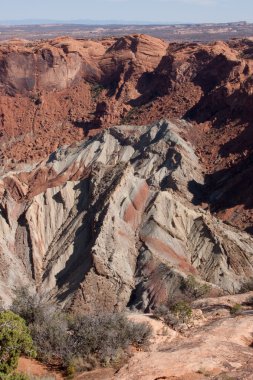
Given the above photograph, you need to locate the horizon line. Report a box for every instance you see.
[0,19,249,26]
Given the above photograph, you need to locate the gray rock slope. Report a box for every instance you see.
[0,120,253,311]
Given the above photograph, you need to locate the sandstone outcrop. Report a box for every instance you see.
[117,294,253,380]
[1,35,253,232]
[1,120,253,311]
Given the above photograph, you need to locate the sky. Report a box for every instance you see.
[0,0,252,24]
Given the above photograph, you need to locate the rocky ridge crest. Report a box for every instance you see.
[1,120,252,311]
[1,34,253,232]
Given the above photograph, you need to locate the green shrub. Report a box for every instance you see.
[66,362,76,377]
[230,303,242,315]
[0,311,36,375]
[180,275,211,300]
[154,301,192,328]
[171,301,192,323]
[91,83,104,99]
[121,107,139,124]
[5,373,29,380]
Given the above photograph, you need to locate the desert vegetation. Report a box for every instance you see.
[91,83,105,99]
[180,275,212,301]
[120,107,139,124]
[4,374,30,380]
[230,303,242,315]
[0,310,36,379]
[2,287,152,377]
[153,275,211,329]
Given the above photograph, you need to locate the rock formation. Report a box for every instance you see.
[0,33,253,312]
[1,120,253,311]
[1,34,253,233]
[117,293,253,380]
[1,33,253,380]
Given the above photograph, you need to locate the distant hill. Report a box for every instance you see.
[0,19,174,26]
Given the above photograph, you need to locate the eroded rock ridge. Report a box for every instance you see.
[1,120,253,311]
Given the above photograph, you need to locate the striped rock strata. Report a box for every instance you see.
[0,119,253,311]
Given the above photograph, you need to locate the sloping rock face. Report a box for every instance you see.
[1,35,253,233]
[117,296,253,380]
[1,120,253,311]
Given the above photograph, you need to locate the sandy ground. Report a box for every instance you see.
[18,357,64,380]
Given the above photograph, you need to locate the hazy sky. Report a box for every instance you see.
[0,0,252,24]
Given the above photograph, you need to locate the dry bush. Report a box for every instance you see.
[239,278,253,293]
[180,275,211,301]
[69,313,152,367]
[244,295,253,306]
[11,287,56,324]
[29,312,73,365]
[10,289,152,372]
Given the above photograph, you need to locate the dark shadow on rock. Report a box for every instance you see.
[245,226,253,234]
[52,191,65,204]
[128,55,173,108]
[188,180,208,206]
[73,120,100,137]
[188,153,253,233]
[41,179,94,302]
[193,53,239,95]
[52,166,120,304]
[127,282,147,311]
[183,54,252,128]
[197,304,231,312]
[185,86,253,129]
[219,121,253,158]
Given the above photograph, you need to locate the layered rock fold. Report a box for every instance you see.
[1,120,252,311]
